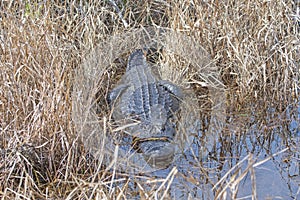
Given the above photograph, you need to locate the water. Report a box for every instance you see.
[161,99,300,199]
[110,99,300,199]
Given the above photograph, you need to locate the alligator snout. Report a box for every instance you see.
[130,122,177,168]
[139,140,175,169]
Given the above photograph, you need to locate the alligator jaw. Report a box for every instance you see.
[139,140,175,169]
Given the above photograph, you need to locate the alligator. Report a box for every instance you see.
[108,49,183,168]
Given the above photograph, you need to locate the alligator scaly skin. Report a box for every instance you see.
[109,49,183,168]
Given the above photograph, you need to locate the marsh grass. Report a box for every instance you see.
[0,0,299,199]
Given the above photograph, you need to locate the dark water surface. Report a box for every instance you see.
[123,99,300,199]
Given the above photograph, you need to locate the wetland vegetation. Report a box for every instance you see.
[0,0,299,199]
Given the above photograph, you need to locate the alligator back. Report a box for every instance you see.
[110,50,181,130]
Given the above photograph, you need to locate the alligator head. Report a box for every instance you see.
[140,140,175,169]
[132,121,177,169]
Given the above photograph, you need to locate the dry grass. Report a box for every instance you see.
[0,0,299,199]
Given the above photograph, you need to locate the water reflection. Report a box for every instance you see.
[117,99,299,199]
[174,99,299,199]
